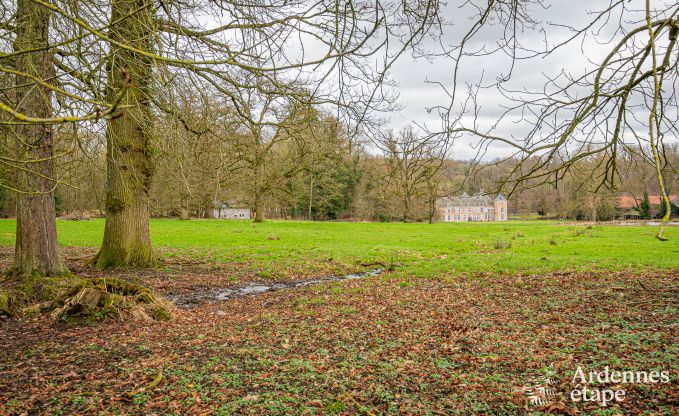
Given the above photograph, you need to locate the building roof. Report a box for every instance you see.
[616,194,678,209]
[438,192,505,207]
[214,199,250,210]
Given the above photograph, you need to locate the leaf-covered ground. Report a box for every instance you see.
[1,246,677,415]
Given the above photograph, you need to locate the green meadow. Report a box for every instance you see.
[2,220,678,415]
[0,219,676,277]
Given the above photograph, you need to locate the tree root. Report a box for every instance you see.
[1,275,172,321]
[0,273,81,318]
[48,277,173,321]
[0,290,10,317]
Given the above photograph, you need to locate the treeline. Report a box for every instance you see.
[2,112,677,223]
[467,146,679,221]
[0,0,458,316]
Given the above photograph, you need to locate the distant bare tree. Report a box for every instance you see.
[377,126,450,222]
[436,1,678,239]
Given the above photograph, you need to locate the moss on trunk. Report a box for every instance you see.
[0,274,172,321]
[12,0,65,276]
[0,290,10,316]
[50,277,172,321]
[95,0,156,269]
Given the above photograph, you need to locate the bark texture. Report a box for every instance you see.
[95,0,155,268]
[13,0,64,276]
[253,191,265,223]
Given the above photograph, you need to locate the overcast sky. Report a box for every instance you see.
[193,0,672,161]
[382,0,658,160]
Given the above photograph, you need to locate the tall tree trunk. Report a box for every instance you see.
[252,157,265,223]
[253,191,265,223]
[402,189,411,222]
[95,0,154,268]
[428,197,435,224]
[12,0,64,276]
[308,177,313,220]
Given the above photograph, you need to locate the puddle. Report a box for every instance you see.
[169,269,383,308]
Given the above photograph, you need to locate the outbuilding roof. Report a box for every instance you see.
[616,194,678,209]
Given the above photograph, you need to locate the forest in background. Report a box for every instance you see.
[2,112,677,223]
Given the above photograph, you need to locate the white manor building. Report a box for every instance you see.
[437,192,508,222]
[210,200,251,220]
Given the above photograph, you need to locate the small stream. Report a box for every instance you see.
[169,269,383,308]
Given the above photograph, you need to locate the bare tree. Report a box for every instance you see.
[93,0,156,268]
[50,0,442,263]
[0,0,446,269]
[376,126,450,222]
[0,0,128,276]
[151,89,241,218]
[229,86,321,223]
[434,1,678,239]
[10,0,63,276]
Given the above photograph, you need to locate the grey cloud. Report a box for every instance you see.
[385,0,642,160]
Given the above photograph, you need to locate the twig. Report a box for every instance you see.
[342,392,376,416]
[126,369,164,397]
[637,280,651,291]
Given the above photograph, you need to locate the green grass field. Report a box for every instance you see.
[1,218,677,278]
[2,219,678,415]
